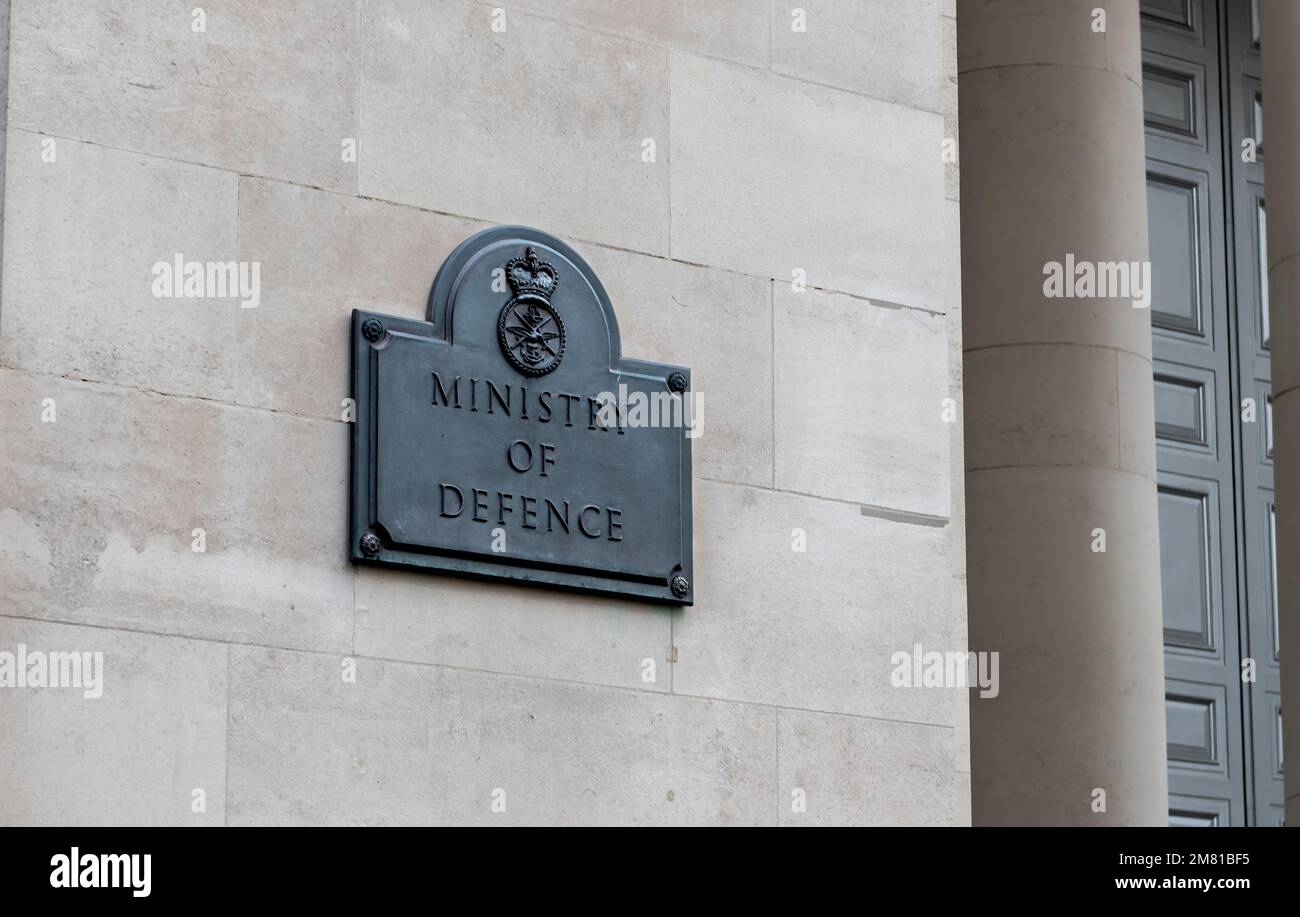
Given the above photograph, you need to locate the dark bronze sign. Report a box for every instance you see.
[349,226,694,605]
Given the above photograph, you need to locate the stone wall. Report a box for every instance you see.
[0,0,965,825]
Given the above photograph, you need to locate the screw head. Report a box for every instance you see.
[670,575,690,598]
[667,371,688,394]
[359,532,382,557]
[361,318,384,342]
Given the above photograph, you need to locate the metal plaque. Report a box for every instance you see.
[349,226,694,605]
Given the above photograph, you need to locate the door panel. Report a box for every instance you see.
[1141,0,1283,825]
[1147,169,1209,336]
[1141,0,1246,825]
[1224,0,1283,827]
[1156,480,1220,652]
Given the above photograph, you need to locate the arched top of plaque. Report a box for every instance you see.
[427,225,630,375]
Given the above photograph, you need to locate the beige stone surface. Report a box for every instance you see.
[945,198,966,572]
[354,566,671,692]
[227,645,776,825]
[958,0,1142,86]
[227,646,441,826]
[0,1,8,293]
[959,65,1152,353]
[961,0,1164,827]
[774,284,949,516]
[234,178,483,419]
[0,617,226,826]
[770,0,943,112]
[1117,348,1158,479]
[674,481,952,724]
[1,133,239,401]
[965,344,1123,472]
[7,0,359,191]
[951,606,971,773]
[960,0,1163,825]
[360,0,669,254]
[671,51,945,310]
[501,0,769,66]
[943,13,960,201]
[944,201,963,322]
[778,708,956,826]
[953,770,971,824]
[580,244,772,486]
[966,465,1166,825]
[0,371,353,653]
[1263,2,1300,269]
[945,192,970,776]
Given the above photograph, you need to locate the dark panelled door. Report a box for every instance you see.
[1141,0,1282,826]
[1222,0,1285,827]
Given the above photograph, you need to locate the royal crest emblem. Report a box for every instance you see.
[498,247,565,375]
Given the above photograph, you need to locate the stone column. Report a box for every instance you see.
[958,0,1168,825]
[1261,1,1300,827]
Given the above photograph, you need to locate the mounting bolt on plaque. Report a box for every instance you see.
[359,532,382,557]
[671,575,690,598]
[361,318,385,342]
[667,371,688,394]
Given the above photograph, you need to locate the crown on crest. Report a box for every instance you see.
[505,247,559,300]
